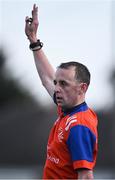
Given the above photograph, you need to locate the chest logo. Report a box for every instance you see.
[58,127,64,142]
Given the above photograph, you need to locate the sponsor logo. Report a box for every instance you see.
[47,153,59,164]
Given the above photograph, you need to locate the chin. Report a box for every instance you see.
[57,101,63,107]
[60,104,68,109]
[57,101,69,109]
[57,102,63,106]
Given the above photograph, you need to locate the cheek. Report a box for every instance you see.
[64,88,77,99]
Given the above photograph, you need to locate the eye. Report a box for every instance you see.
[60,81,68,86]
[53,80,57,85]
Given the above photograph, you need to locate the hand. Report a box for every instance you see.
[25,4,38,43]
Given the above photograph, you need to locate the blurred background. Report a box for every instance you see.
[0,0,115,179]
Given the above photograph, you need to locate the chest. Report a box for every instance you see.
[47,117,71,162]
[46,115,78,164]
[48,115,77,148]
[48,117,67,145]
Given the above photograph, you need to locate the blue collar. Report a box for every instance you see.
[62,102,88,116]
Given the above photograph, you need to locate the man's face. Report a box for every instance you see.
[54,67,83,109]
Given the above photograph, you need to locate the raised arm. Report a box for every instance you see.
[25,4,55,98]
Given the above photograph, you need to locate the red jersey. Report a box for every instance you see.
[43,102,98,179]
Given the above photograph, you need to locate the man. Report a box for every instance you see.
[25,4,98,179]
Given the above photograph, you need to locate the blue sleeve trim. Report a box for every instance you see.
[67,125,96,162]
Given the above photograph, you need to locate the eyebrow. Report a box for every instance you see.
[53,79,70,85]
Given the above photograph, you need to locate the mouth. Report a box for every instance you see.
[56,96,63,103]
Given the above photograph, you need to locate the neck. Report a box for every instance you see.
[62,98,85,112]
[61,95,85,110]
[72,96,86,108]
[62,102,87,116]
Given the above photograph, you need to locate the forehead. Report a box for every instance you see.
[55,67,76,81]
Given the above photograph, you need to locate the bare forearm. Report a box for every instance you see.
[33,48,55,97]
[78,169,94,180]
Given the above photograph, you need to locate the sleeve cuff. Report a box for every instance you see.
[73,160,95,170]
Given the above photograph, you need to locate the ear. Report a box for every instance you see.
[80,83,88,94]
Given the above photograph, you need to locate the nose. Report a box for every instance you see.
[54,84,61,93]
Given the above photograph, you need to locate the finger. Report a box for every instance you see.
[25,19,30,29]
[25,16,31,23]
[25,16,29,22]
[25,16,33,26]
[33,4,36,10]
[33,4,37,12]
[33,6,38,19]
[25,16,31,30]
[32,4,38,20]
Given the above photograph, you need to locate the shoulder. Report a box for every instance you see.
[64,109,98,136]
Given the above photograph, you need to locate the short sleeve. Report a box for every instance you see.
[67,125,96,170]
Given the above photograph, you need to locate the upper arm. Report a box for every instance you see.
[42,77,55,98]
[33,49,55,98]
[67,125,97,170]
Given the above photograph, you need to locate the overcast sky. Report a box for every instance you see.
[0,0,114,109]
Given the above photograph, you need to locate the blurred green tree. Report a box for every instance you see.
[0,48,30,107]
[0,47,56,166]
